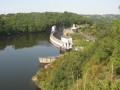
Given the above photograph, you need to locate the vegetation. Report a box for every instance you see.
[0,33,49,50]
[0,12,87,35]
[79,15,114,37]
[1,11,120,90]
[35,15,120,90]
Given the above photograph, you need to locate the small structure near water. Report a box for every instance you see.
[71,24,78,33]
[51,25,56,33]
[39,25,74,64]
[39,56,58,64]
[61,35,73,50]
[50,25,73,51]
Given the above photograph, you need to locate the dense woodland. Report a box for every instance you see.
[0,12,88,35]
[35,13,120,90]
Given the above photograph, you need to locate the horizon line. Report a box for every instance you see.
[0,11,120,15]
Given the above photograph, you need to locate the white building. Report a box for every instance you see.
[61,35,73,50]
[71,24,78,32]
[51,25,56,33]
[50,25,73,51]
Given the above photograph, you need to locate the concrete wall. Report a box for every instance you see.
[50,26,73,50]
[50,33,63,48]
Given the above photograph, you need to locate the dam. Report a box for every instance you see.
[39,25,77,64]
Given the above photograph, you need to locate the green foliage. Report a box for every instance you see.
[0,12,85,35]
[36,51,84,90]
[35,16,120,90]
[80,16,113,37]
[113,18,120,34]
[0,33,48,50]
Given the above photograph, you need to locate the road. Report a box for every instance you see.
[78,31,97,42]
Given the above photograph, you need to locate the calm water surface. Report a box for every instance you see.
[0,33,59,90]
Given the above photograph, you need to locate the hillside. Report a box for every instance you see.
[35,16,120,90]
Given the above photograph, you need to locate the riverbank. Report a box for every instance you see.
[32,76,44,90]
[32,27,73,89]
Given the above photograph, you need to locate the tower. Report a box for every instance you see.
[51,25,56,33]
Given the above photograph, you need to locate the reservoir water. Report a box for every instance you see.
[0,33,59,90]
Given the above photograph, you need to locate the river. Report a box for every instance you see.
[0,33,60,90]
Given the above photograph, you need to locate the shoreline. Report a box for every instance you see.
[32,76,44,90]
[32,27,73,89]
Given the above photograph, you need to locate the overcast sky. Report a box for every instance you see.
[0,0,120,14]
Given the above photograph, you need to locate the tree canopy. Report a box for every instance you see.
[0,12,87,35]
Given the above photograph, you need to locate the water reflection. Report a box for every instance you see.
[0,33,51,50]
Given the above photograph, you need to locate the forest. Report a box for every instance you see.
[0,12,88,35]
[35,13,120,90]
